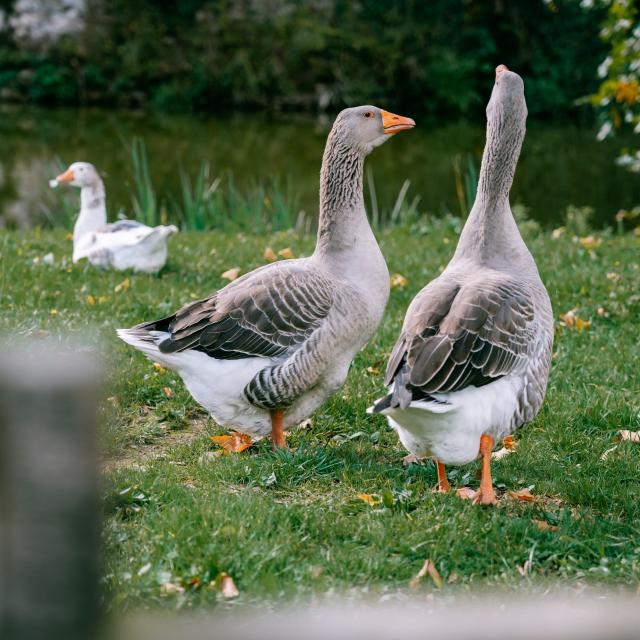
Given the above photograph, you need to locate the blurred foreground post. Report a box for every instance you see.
[0,344,101,640]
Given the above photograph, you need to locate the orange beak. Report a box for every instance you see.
[56,168,75,183]
[381,110,416,135]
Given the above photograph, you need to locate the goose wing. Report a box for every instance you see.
[385,272,537,397]
[147,262,335,361]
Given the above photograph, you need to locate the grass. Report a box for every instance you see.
[0,216,639,612]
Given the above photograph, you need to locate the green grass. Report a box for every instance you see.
[1,219,639,612]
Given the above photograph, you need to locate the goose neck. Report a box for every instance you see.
[74,180,107,241]
[315,131,368,256]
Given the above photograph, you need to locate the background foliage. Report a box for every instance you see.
[0,0,607,120]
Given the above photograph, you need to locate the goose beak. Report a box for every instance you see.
[55,168,75,183]
[381,110,415,134]
[495,64,509,82]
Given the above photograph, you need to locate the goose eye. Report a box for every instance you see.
[363,112,373,118]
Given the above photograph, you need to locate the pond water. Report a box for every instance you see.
[0,105,636,229]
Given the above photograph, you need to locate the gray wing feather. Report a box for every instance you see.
[155,262,335,361]
[385,272,538,395]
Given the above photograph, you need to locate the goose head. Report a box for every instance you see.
[52,162,102,189]
[486,64,527,132]
[332,105,415,155]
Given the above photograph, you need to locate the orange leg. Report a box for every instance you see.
[270,409,286,448]
[474,434,497,505]
[436,460,451,493]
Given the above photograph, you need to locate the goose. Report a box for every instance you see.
[51,162,177,273]
[117,106,415,447]
[371,66,553,505]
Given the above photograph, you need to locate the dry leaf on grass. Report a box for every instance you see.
[492,447,512,461]
[153,362,167,374]
[211,431,253,454]
[457,487,478,500]
[263,246,277,262]
[160,582,185,595]
[559,309,591,332]
[600,445,618,461]
[532,519,558,532]
[409,559,443,589]
[220,573,240,598]
[162,386,174,398]
[517,559,533,577]
[551,227,565,239]
[508,488,535,502]
[493,435,517,460]
[390,273,408,289]
[357,492,382,506]
[578,235,602,249]
[278,247,294,259]
[618,430,640,443]
[221,267,241,281]
[114,278,130,293]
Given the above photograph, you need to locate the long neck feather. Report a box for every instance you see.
[74,180,107,241]
[454,108,529,264]
[314,127,368,256]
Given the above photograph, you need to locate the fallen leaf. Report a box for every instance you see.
[517,559,533,577]
[65,232,74,241]
[211,431,253,453]
[50,308,58,316]
[491,447,512,461]
[357,492,382,506]
[409,559,443,589]
[218,572,239,599]
[578,235,602,249]
[402,453,421,466]
[86,294,96,305]
[456,487,477,500]
[106,395,118,407]
[366,365,380,375]
[221,267,241,281]
[508,488,535,502]
[114,278,130,293]
[161,582,184,595]
[618,430,640,443]
[606,271,622,282]
[390,273,408,289]
[503,435,517,451]
[551,227,566,239]
[278,247,294,259]
[600,445,618,461]
[162,386,174,398]
[263,247,277,262]
[153,362,167,374]
[559,309,591,332]
[532,519,558,533]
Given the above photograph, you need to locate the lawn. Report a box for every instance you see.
[1,216,639,611]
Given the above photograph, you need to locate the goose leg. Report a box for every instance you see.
[270,409,286,448]
[436,460,450,493]
[474,434,497,506]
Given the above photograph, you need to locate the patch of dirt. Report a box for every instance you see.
[103,416,211,473]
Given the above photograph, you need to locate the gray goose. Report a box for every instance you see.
[118,106,415,447]
[371,66,553,504]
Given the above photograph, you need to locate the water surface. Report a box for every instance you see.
[0,106,636,229]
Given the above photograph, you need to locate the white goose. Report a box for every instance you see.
[371,66,553,505]
[51,162,177,273]
[118,106,415,446]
